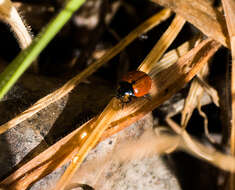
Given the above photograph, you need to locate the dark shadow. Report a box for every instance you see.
[165,152,220,190]
[0,84,39,180]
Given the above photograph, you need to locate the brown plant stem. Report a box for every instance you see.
[221,0,235,189]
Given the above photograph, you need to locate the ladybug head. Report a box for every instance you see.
[116,81,135,103]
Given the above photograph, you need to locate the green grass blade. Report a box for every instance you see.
[0,0,86,99]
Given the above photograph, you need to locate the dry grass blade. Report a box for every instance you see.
[221,0,235,189]
[0,40,191,190]
[0,8,171,135]
[54,100,120,190]
[149,40,191,76]
[0,118,97,190]
[54,14,185,190]
[138,15,186,73]
[151,0,229,47]
[107,39,221,141]
[0,38,220,190]
[0,0,32,48]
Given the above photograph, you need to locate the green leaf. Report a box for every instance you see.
[0,0,86,99]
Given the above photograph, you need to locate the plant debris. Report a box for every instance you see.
[0,0,234,190]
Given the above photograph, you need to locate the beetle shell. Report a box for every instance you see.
[122,70,152,97]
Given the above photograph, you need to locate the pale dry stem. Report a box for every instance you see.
[138,15,186,73]
[0,0,32,49]
[0,9,172,135]
[196,97,216,144]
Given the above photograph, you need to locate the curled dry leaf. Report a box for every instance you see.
[181,58,220,144]
[181,61,209,128]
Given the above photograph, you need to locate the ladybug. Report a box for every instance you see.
[116,70,152,103]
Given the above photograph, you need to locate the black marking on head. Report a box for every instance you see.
[116,81,135,99]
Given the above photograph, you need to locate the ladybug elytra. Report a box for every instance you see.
[116,71,152,103]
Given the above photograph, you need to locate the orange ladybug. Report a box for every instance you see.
[116,71,152,103]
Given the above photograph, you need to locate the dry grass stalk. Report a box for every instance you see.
[106,39,220,157]
[149,39,191,76]
[54,14,186,190]
[53,100,121,190]
[48,36,220,189]
[138,15,185,73]
[0,118,97,190]
[196,97,215,143]
[0,37,220,190]
[0,39,191,190]
[151,0,229,47]
[221,0,235,189]
[0,8,172,135]
[0,0,32,49]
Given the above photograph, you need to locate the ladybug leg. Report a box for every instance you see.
[121,101,125,109]
[143,94,152,101]
[121,100,129,109]
[118,95,132,109]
